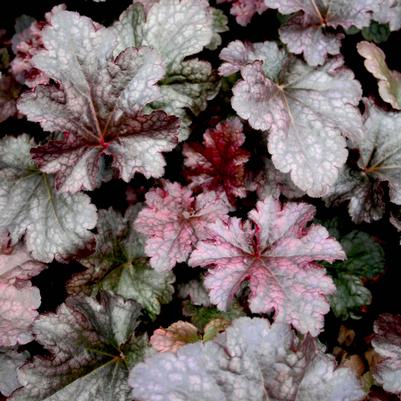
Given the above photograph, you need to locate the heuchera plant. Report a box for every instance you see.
[0,0,400,400]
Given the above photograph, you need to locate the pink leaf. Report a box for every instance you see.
[183,117,249,204]
[189,196,345,335]
[150,321,199,352]
[0,243,46,347]
[217,0,267,26]
[134,182,229,271]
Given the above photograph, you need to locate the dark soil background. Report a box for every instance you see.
[1,1,401,400]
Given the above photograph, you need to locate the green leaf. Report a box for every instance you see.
[10,292,147,401]
[322,223,385,320]
[361,21,391,43]
[67,207,174,318]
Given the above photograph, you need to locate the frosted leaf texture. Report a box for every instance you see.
[0,350,29,396]
[18,10,179,192]
[357,41,401,110]
[130,317,365,401]
[178,279,212,307]
[189,196,345,335]
[372,314,401,394]
[0,135,97,262]
[183,117,250,204]
[135,182,229,272]
[372,0,401,31]
[112,0,219,140]
[67,206,175,317]
[223,41,363,196]
[325,100,401,223]
[265,0,376,65]
[10,292,146,401]
[11,5,65,88]
[216,0,267,26]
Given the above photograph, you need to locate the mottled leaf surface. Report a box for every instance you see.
[67,206,175,317]
[222,41,363,196]
[112,0,219,140]
[372,314,401,395]
[0,135,97,262]
[135,182,229,271]
[11,292,146,401]
[265,0,376,65]
[190,196,345,335]
[325,100,401,223]
[130,317,365,401]
[0,350,29,396]
[358,41,401,110]
[18,10,179,192]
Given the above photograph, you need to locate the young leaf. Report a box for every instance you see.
[265,0,376,65]
[134,182,229,271]
[220,41,363,196]
[183,117,250,204]
[216,0,267,26]
[325,100,401,223]
[18,10,179,193]
[178,279,212,307]
[10,292,147,401]
[372,314,401,395]
[189,196,345,335]
[130,317,365,401]
[112,0,219,140]
[67,206,175,318]
[150,321,200,352]
[0,135,97,262]
[357,41,401,110]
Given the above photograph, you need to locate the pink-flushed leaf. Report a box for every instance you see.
[189,196,345,335]
[216,0,267,26]
[372,0,401,31]
[10,5,66,87]
[150,321,200,352]
[135,182,230,271]
[225,43,363,197]
[357,41,401,110]
[18,10,179,193]
[183,118,250,204]
[325,100,401,223]
[372,314,401,395]
[130,317,365,401]
[219,40,286,77]
[0,282,40,347]
[265,0,376,65]
[0,242,46,284]
[0,242,46,347]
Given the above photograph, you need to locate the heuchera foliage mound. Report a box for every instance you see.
[0,0,400,400]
